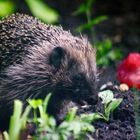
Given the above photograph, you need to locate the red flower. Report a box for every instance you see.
[117,53,140,89]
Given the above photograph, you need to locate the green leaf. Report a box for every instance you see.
[60,134,69,140]
[98,90,114,104]
[21,105,31,128]
[38,94,51,122]
[43,93,52,112]
[38,105,45,119]
[105,98,122,121]
[59,122,69,130]
[25,0,59,23]
[76,15,108,32]
[6,100,31,140]
[96,38,122,66]
[80,113,103,123]
[3,131,9,140]
[87,0,95,10]
[50,133,60,140]
[54,133,61,140]
[104,39,112,50]
[58,122,71,138]
[70,121,81,136]
[28,99,42,109]
[73,0,95,16]
[9,100,22,140]
[81,122,95,132]
[73,3,87,15]
[65,107,77,122]
[0,1,15,17]
[108,98,122,112]
[97,56,110,66]
[108,49,122,61]
[49,116,56,128]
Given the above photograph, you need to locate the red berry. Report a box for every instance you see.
[117,53,140,89]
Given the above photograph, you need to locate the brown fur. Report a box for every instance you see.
[0,13,97,130]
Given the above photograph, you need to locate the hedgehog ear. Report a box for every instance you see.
[49,47,65,69]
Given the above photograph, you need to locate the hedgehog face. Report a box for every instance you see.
[48,46,97,105]
[0,42,97,127]
[0,44,97,106]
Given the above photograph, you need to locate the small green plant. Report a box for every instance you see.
[35,107,96,140]
[74,0,107,37]
[96,39,122,66]
[74,0,122,66]
[98,90,123,121]
[3,91,122,140]
[3,100,31,140]
[29,94,96,140]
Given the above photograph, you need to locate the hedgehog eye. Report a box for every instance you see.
[49,47,65,69]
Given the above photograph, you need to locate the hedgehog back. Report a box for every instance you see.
[0,14,93,72]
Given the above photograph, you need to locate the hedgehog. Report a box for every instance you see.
[0,13,97,130]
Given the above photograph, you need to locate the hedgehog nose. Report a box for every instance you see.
[88,94,98,105]
[81,85,98,103]
[81,89,98,105]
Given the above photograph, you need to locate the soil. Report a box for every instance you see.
[73,66,136,140]
[93,67,136,140]
[93,92,135,140]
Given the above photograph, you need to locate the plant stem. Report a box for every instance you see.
[86,9,95,45]
[34,109,37,125]
[134,89,140,140]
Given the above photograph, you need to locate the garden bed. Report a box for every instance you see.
[80,67,136,140]
[93,85,136,139]
[1,67,137,140]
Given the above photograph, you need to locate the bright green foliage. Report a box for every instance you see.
[98,90,114,104]
[25,0,59,23]
[33,102,96,140]
[97,39,122,66]
[28,99,43,124]
[28,94,96,140]
[3,100,31,140]
[28,99,42,109]
[98,90,123,121]
[3,91,122,140]
[0,1,15,18]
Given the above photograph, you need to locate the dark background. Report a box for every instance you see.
[15,0,140,54]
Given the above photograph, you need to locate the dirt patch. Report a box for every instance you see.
[72,66,136,140]
[93,90,135,140]
[91,67,136,140]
